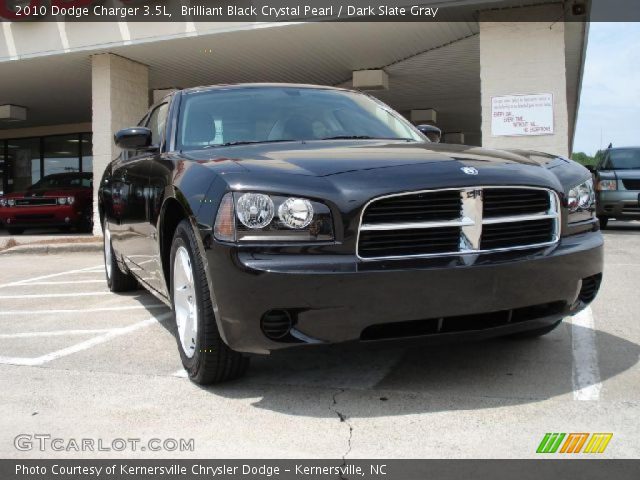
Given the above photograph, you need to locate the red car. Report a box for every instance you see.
[0,172,93,234]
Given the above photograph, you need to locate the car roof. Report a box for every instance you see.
[41,172,92,178]
[181,83,354,95]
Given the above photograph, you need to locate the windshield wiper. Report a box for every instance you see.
[321,135,415,141]
[200,139,296,149]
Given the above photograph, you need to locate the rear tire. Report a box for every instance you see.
[103,224,138,292]
[7,227,24,235]
[598,216,608,229]
[508,320,562,339]
[79,210,94,233]
[170,219,249,384]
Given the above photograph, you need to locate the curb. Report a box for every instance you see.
[0,242,102,255]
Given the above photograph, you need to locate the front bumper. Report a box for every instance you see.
[0,204,84,228]
[597,191,640,219]
[206,230,604,354]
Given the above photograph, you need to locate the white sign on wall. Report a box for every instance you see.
[491,93,554,137]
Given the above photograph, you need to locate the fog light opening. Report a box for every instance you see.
[261,310,293,340]
[578,273,603,305]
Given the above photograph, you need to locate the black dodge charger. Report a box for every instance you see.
[99,84,603,384]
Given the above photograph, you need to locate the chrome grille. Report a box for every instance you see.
[359,226,461,257]
[15,197,57,207]
[480,218,555,250]
[621,179,640,190]
[357,187,560,260]
[362,190,461,224]
[483,188,550,218]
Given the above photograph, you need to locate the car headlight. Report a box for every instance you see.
[57,196,75,205]
[597,179,617,191]
[214,192,334,242]
[0,198,6,207]
[7,199,15,207]
[236,193,275,229]
[278,197,314,229]
[567,178,595,219]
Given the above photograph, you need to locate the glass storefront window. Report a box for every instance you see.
[0,150,5,195]
[81,133,93,172]
[1,132,91,193]
[7,138,40,191]
[43,135,80,176]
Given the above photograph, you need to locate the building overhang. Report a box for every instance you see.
[0,2,588,149]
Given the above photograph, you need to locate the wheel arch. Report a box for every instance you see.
[159,196,191,291]
[158,183,230,346]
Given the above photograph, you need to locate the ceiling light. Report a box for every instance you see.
[0,104,27,122]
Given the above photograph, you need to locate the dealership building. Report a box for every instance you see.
[0,0,589,233]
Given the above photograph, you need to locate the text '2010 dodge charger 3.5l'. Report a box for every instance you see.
[99,84,603,384]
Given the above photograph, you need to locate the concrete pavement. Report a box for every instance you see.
[0,221,638,459]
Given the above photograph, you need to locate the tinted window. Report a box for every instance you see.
[177,87,422,150]
[8,138,40,190]
[30,174,92,189]
[44,134,80,176]
[146,103,169,147]
[605,149,640,170]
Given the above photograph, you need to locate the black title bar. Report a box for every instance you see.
[1,0,639,22]
[2,459,640,480]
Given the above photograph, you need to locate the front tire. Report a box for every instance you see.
[103,224,138,292]
[170,219,249,384]
[598,216,608,229]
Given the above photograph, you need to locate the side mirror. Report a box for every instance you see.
[416,124,442,143]
[584,164,595,173]
[114,127,153,150]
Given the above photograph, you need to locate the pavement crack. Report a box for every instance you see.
[331,389,354,479]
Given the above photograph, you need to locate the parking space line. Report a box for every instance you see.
[571,306,602,401]
[0,305,167,316]
[0,264,103,289]
[0,356,40,366]
[0,292,111,299]
[0,312,172,367]
[12,280,105,286]
[173,369,188,378]
[0,329,113,339]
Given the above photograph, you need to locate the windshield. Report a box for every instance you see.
[605,149,640,170]
[177,86,424,150]
[29,174,92,190]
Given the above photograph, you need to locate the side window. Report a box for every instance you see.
[146,103,169,148]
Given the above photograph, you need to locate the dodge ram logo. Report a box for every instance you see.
[461,167,479,175]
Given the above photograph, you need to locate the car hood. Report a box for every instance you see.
[183,140,573,195]
[609,169,640,179]
[185,140,559,177]
[2,188,88,199]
